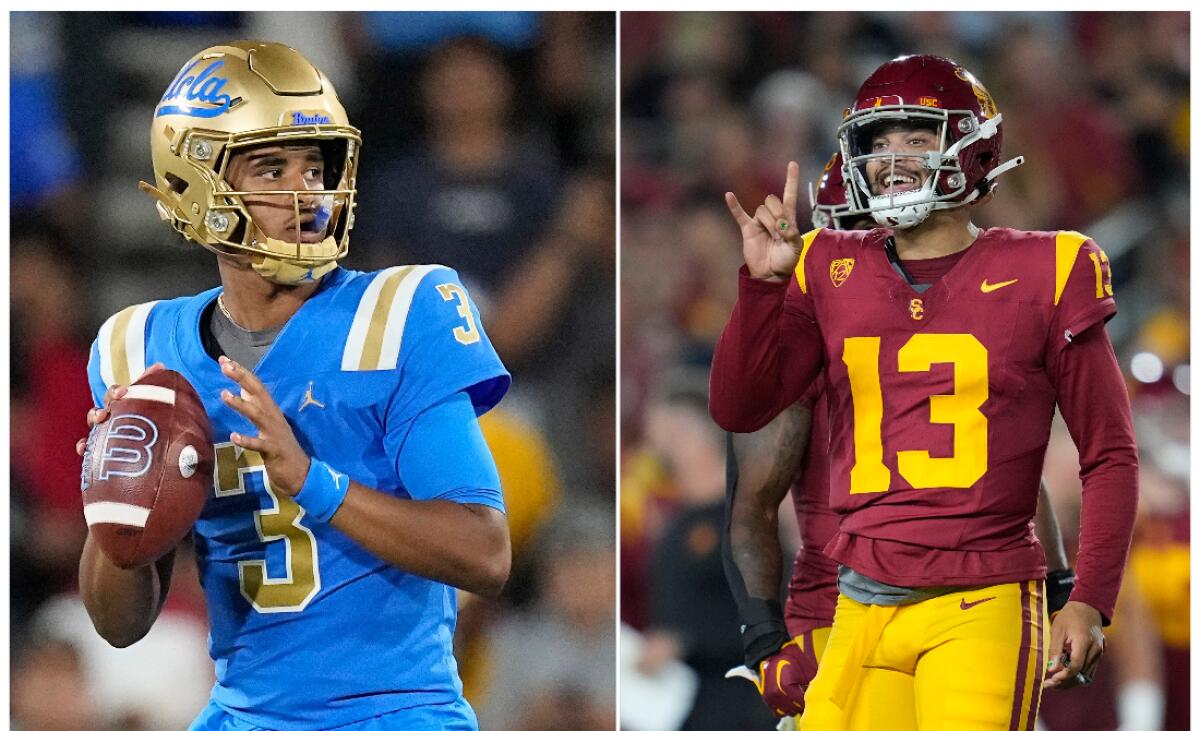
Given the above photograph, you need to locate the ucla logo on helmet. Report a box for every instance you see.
[96,414,159,481]
[157,59,243,119]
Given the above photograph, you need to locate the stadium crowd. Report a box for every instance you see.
[619,12,1189,731]
[11,11,614,731]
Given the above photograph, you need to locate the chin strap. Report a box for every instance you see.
[250,240,339,285]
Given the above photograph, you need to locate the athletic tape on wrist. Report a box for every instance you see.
[295,459,350,522]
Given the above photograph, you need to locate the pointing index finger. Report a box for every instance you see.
[782,161,800,225]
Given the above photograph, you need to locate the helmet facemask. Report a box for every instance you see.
[837,106,1014,229]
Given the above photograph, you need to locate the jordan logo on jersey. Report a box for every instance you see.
[299,381,326,411]
[830,258,855,288]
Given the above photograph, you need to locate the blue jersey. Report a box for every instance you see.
[87,265,510,730]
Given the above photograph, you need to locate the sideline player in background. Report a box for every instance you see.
[76,41,511,730]
[722,154,1076,725]
[710,55,1137,729]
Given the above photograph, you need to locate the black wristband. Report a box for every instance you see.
[740,598,788,668]
[1045,569,1076,615]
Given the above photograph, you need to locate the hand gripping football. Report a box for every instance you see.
[81,369,213,568]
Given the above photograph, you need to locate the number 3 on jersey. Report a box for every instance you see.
[843,333,988,493]
[436,282,480,345]
[214,443,321,613]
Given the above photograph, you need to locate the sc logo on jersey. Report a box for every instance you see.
[96,415,160,481]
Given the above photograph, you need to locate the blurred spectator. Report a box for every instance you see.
[354,35,560,283]
[11,637,97,731]
[20,591,213,730]
[631,369,776,730]
[11,216,94,618]
[474,509,616,731]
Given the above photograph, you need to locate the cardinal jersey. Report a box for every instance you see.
[786,227,1115,587]
[87,265,510,730]
[785,382,840,635]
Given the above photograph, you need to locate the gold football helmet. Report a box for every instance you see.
[141,41,361,284]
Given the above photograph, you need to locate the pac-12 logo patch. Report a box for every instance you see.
[157,59,242,119]
[830,258,855,288]
[96,414,159,480]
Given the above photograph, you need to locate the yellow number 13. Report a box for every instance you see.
[843,333,989,493]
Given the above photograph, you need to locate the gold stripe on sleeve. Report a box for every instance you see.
[109,306,138,387]
[358,266,413,371]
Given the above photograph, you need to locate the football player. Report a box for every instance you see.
[722,154,1077,726]
[710,55,1137,729]
[75,41,511,730]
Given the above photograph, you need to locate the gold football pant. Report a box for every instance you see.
[796,625,916,731]
[801,581,1048,731]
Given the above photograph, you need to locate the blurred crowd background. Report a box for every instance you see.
[10,11,614,731]
[620,12,1189,731]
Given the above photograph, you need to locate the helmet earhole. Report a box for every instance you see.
[165,173,189,195]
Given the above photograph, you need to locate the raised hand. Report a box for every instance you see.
[725,161,804,281]
[218,356,311,496]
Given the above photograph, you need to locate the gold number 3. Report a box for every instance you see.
[435,283,481,345]
[843,333,989,493]
[213,443,320,613]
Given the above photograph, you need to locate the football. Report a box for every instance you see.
[81,369,213,568]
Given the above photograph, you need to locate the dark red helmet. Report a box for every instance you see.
[808,152,851,229]
[836,54,1024,228]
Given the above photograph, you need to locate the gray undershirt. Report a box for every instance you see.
[208,298,283,371]
[838,565,961,606]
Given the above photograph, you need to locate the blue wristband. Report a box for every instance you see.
[294,459,350,523]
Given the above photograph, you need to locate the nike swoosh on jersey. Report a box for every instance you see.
[960,596,997,610]
[980,278,1019,293]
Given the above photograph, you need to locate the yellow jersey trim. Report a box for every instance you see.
[1053,231,1090,306]
[793,228,823,294]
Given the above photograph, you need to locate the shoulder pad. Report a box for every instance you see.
[341,264,448,371]
[95,301,159,388]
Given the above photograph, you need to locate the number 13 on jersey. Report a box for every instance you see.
[843,333,989,493]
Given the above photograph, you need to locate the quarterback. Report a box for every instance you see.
[76,41,511,730]
[711,55,1138,729]
[722,155,1077,726]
